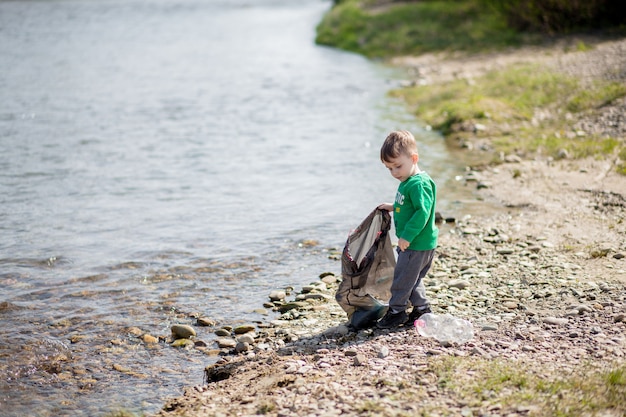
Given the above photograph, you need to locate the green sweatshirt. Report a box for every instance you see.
[393,171,438,251]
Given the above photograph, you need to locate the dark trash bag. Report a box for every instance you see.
[336,208,396,329]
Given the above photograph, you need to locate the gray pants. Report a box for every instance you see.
[388,248,435,314]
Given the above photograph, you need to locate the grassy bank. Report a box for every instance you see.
[390,62,626,171]
[427,357,626,416]
[316,0,626,174]
[316,0,527,58]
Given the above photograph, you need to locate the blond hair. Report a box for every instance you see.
[380,130,418,162]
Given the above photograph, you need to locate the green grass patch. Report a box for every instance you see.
[426,356,626,415]
[389,63,626,165]
[316,0,526,58]
[567,82,626,112]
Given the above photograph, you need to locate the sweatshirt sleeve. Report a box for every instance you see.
[399,178,435,243]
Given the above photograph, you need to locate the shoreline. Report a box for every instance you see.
[151,41,626,417]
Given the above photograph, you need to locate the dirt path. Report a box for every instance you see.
[151,38,626,417]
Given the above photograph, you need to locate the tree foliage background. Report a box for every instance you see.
[473,0,624,33]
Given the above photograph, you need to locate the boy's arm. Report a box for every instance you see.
[378,203,393,212]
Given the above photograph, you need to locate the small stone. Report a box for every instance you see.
[269,290,286,301]
[235,342,250,353]
[471,346,488,357]
[303,293,331,301]
[216,338,237,349]
[448,279,471,290]
[503,301,518,310]
[127,327,143,337]
[496,248,514,255]
[543,317,568,326]
[171,324,196,340]
[214,328,231,337]
[113,364,132,373]
[377,346,390,358]
[277,302,309,313]
[142,334,159,344]
[321,274,338,285]
[170,339,194,348]
[344,349,358,357]
[237,334,255,344]
[196,317,216,327]
[353,354,367,366]
[233,325,255,334]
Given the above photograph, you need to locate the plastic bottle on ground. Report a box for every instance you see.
[414,313,474,344]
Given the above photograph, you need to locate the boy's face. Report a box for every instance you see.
[383,152,418,182]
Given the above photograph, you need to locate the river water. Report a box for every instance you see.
[0,0,483,416]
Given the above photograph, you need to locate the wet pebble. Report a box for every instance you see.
[216,338,237,349]
[171,324,196,340]
[214,328,231,337]
[234,325,255,334]
[269,290,286,301]
[197,317,216,327]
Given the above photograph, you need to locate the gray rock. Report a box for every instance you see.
[353,354,367,366]
[269,290,286,301]
[235,342,250,353]
[377,346,390,358]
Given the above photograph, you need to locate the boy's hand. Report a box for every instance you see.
[378,203,393,212]
[398,238,410,251]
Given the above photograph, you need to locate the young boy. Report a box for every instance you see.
[376,130,438,329]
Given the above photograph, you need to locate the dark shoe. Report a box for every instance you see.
[406,306,432,325]
[376,310,408,329]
